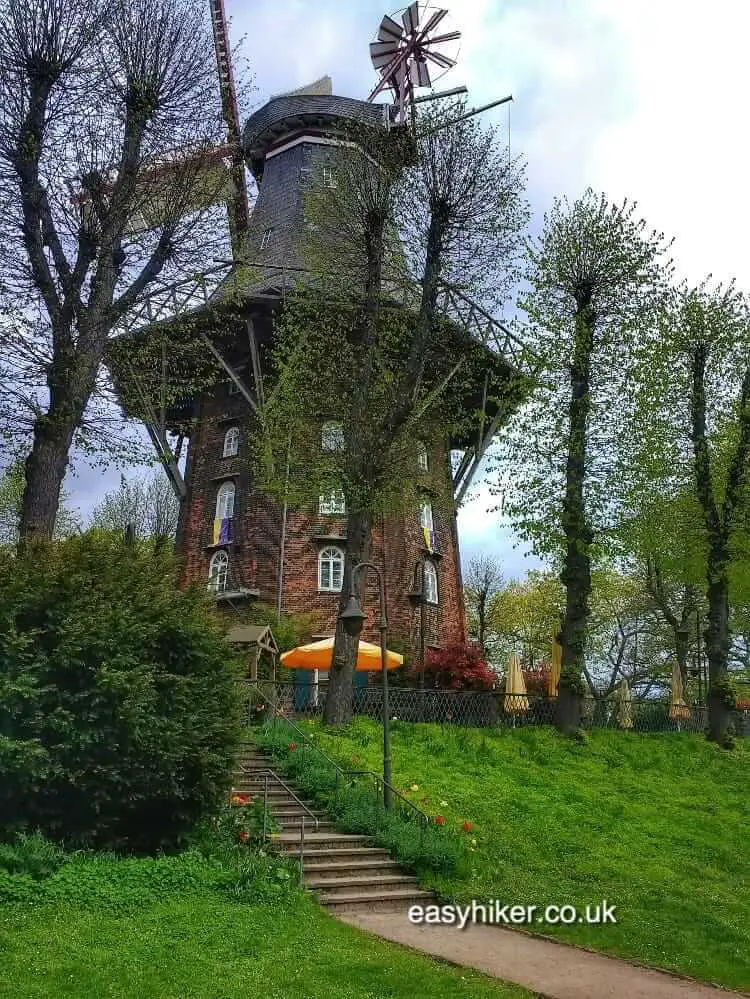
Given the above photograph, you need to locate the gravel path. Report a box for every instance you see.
[337,908,745,999]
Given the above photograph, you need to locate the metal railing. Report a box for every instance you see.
[243,682,432,844]
[236,763,319,880]
[243,680,750,737]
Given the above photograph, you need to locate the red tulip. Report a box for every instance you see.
[238,830,249,843]
[288,742,298,751]
[434,815,446,826]
[462,821,473,833]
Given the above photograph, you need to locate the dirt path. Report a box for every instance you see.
[338,908,745,999]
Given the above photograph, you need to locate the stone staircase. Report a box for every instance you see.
[234,745,434,912]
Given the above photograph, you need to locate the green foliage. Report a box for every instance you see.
[0,533,244,851]
[0,827,299,912]
[495,189,673,562]
[302,717,750,991]
[254,722,468,877]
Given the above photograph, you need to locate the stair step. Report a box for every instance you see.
[307,874,419,892]
[299,847,391,861]
[269,809,327,819]
[304,859,405,876]
[274,832,372,850]
[319,888,433,910]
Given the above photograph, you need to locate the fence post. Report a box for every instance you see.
[263,774,268,841]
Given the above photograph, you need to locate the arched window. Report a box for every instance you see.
[319,490,346,515]
[417,442,429,472]
[423,561,438,605]
[318,547,344,592]
[208,550,229,593]
[223,427,239,458]
[419,499,434,533]
[322,421,344,452]
[216,481,235,521]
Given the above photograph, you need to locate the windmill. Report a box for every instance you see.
[114,0,530,510]
[368,3,461,124]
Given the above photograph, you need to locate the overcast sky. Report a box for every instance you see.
[65,0,750,579]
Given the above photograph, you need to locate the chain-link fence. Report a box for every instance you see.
[242,680,750,736]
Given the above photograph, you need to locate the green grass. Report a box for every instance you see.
[0,837,532,999]
[0,895,533,999]
[285,718,750,990]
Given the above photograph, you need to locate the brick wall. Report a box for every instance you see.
[177,385,467,659]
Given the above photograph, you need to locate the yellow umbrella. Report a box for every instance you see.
[548,637,562,697]
[504,654,529,714]
[616,677,633,730]
[669,662,691,721]
[280,638,403,672]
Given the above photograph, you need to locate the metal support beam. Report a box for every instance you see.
[246,318,265,410]
[197,329,259,413]
[453,406,507,507]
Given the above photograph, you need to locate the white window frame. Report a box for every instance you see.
[208,550,229,594]
[322,420,344,452]
[424,560,438,605]
[223,426,240,458]
[319,490,346,515]
[419,500,434,533]
[322,165,336,188]
[216,480,235,521]
[260,227,273,249]
[417,442,429,472]
[318,546,344,592]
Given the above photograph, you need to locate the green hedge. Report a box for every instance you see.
[0,534,243,851]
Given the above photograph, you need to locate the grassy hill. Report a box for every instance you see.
[296,719,749,990]
[0,851,531,999]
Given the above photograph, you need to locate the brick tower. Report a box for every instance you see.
[112,78,528,669]
[177,80,467,657]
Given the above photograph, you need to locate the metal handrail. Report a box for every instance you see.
[238,764,320,831]
[245,681,432,832]
[238,763,318,881]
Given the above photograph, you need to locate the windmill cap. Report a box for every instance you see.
[242,92,392,179]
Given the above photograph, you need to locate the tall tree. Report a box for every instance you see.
[0,0,229,540]
[631,284,750,745]
[464,555,504,656]
[256,105,528,723]
[498,191,672,732]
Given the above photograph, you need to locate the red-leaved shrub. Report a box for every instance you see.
[416,642,495,690]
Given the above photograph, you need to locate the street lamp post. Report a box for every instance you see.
[408,558,427,693]
[339,561,393,810]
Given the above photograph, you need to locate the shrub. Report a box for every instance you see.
[0,834,300,910]
[0,534,244,851]
[417,641,495,690]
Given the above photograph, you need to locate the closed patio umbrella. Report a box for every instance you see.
[669,661,691,723]
[616,677,633,730]
[280,637,403,672]
[548,637,562,697]
[504,654,529,714]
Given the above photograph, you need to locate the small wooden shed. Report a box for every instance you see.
[226,624,279,681]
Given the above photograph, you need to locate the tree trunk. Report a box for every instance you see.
[558,301,595,734]
[705,556,732,745]
[19,402,80,541]
[323,509,373,725]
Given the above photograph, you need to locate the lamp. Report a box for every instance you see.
[340,595,367,637]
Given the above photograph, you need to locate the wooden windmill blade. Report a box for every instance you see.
[209,0,251,249]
